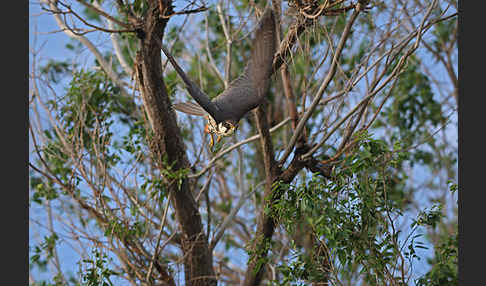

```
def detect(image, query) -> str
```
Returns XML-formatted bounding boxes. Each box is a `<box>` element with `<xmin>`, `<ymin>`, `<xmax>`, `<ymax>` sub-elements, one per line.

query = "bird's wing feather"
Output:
<box><xmin>213</xmin><ymin>8</ymin><xmax>276</xmax><ymax>122</ymax></box>
<box><xmin>173</xmin><ymin>102</ymin><xmax>208</xmax><ymax>116</ymax></box>
<box><xmin>247</xmin><ymin>8</ymin><xmax>277</xmax><ymax>98</ymax></box>
<box><xmin>162</xmin><ymin>45</ymin><xmax>220</xmax><ymax>119</ymax></box>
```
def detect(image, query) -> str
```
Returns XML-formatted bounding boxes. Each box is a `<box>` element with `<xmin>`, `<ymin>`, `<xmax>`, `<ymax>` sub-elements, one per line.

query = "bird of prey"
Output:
<box><xmin>162</xmin><ymin>7</ymin><xmax>276</xmax><ymax>147</ymax></box>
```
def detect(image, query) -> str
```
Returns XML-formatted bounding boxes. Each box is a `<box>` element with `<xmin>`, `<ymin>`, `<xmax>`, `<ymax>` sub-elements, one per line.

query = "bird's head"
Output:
<box><xmin>204</xmin><ymin>116</ymin><xmax>237</xmax><ymax>147</ymax></box>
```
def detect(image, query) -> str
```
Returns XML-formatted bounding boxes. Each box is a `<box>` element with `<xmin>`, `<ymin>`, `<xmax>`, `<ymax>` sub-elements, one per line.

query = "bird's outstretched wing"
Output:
<box><xmin>161</xmin><ymin>45</ymin><xmax>221</xmax><ymax>120</ymax></box>
<box><xmin>163</xmin><ymin>7</ymin><xmax>276</xmax><ymax>124</ymax></box>
<box><xmin>212</xmin><ymin>7</ymin><xmax>277</xmax><ymax>122</ymax></box>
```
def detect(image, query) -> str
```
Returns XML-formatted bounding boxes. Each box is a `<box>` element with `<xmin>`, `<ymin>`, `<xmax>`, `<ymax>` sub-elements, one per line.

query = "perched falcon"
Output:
<box><xmin>162</xmin><ymin>7</ymin><xmax>276</xmax><ymax>146</ymax></box>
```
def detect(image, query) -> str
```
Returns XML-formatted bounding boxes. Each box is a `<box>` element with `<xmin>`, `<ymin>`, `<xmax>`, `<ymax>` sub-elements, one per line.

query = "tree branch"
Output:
<box><xmin>75</xmin><ymin>0</ymin><xmax>132</xmax><ymax>29</ymax></box>
<box><xmin>134</xmin><ymin>1</ymin><xmax>216</xmax><ymax>284</ymax></box>
<box><xmin>41</xmin><ymin>0</ymin><xmax>131</xmax><ymax>98</ymax></box>
<box><xmin>190</xmin><ymin>117</ymin><xmax>291</xmax><ymax>179</ymax></box>
<box><xmin>278</xmin><ymin>7</ymin><xmax>361</xmax><ymax>165</ymax></box>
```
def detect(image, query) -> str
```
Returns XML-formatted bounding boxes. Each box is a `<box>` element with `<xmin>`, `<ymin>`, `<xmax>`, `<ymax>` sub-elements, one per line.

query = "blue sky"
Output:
<box><xmin>29</xmin><ymin>1</ymin><xmax>457</xmax><ymax>284</ymax></box>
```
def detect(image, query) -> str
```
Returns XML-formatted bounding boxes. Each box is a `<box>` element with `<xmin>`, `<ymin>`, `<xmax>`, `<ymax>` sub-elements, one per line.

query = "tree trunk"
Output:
<box><xmin>135</xmin><ymin>1</ymin><xmax>215</xmax><ymax>285</ymax></box>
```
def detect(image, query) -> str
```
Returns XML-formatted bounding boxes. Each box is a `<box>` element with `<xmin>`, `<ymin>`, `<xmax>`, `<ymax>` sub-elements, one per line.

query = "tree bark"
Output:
<box><xmin>135</xmin><ymin>1</ymin><xmax>215</xmax><ymax>285</ymax></box>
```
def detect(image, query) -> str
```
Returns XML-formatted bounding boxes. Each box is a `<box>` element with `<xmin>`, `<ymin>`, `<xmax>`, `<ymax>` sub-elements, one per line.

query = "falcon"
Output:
<box><xmin>162</xmin><ymin>7</ymin><xmax>276</xmax><ymax>147</ymax></box>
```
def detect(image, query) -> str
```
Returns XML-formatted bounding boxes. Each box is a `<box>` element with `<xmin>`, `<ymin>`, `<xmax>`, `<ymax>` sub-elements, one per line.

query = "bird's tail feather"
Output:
<box><xmin>173</xmin><ymin>101</ymin><xmax>207</xmax><ymax>117</ymax></box>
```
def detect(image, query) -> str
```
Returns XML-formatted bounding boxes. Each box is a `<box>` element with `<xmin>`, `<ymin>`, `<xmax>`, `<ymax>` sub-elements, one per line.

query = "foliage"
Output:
<box><xmin>416</xmin><ymin>231</ymin><xmax>458</xmax><ymax>286</ymax></box>
<box><xmin>29</xmin><ymin>1</ymin><xmax>457</xmax><ymax>285</ymax></box>
<box><xmin>270</xmin><ymin>132</ymin><xmax>413</xmax><ymax>284</ymax></box>
<box><xmin>30</xmin><ymin>233</ymin><xmax>60</xmax><ymax>273</ymax></box>
<box><xmin>80</xmin><ymin>250</ymin><xmax>119</xmax><ymax>286</ymax></box>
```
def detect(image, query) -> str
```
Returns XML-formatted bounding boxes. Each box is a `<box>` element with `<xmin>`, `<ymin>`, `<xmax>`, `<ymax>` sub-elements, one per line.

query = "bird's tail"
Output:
<box><xmin>172</xmin><ymin>101</ymin><xmax>207</xmax><ymax>116</ymax></box>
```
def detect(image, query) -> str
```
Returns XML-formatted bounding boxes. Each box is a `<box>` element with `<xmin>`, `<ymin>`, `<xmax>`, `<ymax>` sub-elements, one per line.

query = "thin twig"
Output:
<box><xmin>217</xmin><ymin>3</ymin><xmax>232</xmax><ymax>87</ymax></box>
<box><xmin>75</xmin><ymin>0</ymin><xmax>132</xmax><ymax>29</ymax></box>
<box><xmin>189</xmin><ymin>117</ymin><xmax>291</xmax><ymax>179</ymax></box>
<box><xmin>145</xmin><ymin>192</ymin><xmax>174</xmax><ymax>284</ymax></box>
<box><xmin>41</xmin><ymin>0</ymin><xmax>131</xmax><ymax>98</ymax></box>
<box><xmin>210</xmin><ymin>181</ymin><xmax>265</xmax><ymax>251</ymax></box>
<box><xmin>278</xmin><ymin>8</ymin><xmax>361</xmax><ymax>165</ymax></box>
<box><xmin>204</xmin><ymin>12</ymin><xmax>225</xmax><ymax>84</ymax></box>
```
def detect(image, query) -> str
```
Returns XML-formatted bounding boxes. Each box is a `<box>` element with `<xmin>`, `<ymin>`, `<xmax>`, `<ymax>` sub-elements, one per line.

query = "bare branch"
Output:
<box><xmin>41</xmin><ymin>0</ymin><xmax>131</xmax><ymax>97</ymax></box>
<box><xmin>146</xmin><ymin>193</ymin><xmax>175</xmax><ymax>286</ymax></box>
<box><xmin>217</xmin><ymin>3</ymin><xmax>232</xmax><ymax>87</ymax></box>
<box><xmin>210</xmin><ymin>181</ymin><xmax>264</xmax><ymax>251</ymax></box>
<box><xmin>189</xmin><ymin>117</ymin><xmax>291</xmax><ymax>179</ymax></box>
<box><xmin>75</xmin><ymin>0</ymin><xmax>132</xmax><ymax>29</ymax></box>
<box><xmin>278</xmin><ymin>7</ymin><xmax>361</xmax><ymax>165</ymax></box>
<box><xmin>204</xmin><ymin>12</ymin><xmax>225</xmax><ymax>84</ymax></box>
<box><xmin>93</xmin><ymin>0</ymin><xmax>135</xmax><ymax>77</ymax></box>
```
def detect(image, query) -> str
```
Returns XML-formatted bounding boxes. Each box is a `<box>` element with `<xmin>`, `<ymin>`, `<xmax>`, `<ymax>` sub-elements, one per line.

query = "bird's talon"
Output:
<box><xmin>209</xmin><ymin>133</ymin><xmax>214</xmax><ymax>148</ymax></box>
